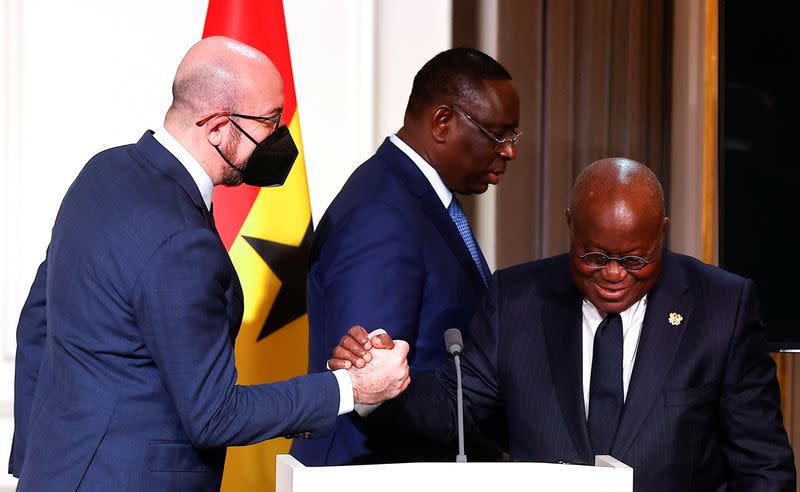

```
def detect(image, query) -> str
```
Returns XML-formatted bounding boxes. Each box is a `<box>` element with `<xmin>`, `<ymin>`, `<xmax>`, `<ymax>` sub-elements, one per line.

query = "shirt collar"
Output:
<box><xmin>583</xmin><ymin>295</ymin><xmax>649</xmax><ymax>327</ymax></box>
<box><xmin>152</xmin><ymin>127</ymin><xmax>214</xmax><ymax>211</ymax></box>
<box><xmin>388</xmin><ymin>134</ymin><xmax>452</xmax><ymax>209</ymax></box>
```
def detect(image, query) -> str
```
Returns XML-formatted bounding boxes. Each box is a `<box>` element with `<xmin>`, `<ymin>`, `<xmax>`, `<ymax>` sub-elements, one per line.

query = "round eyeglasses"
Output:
<box><xmin>449</xmin><ymin>104</ymin><xmax>522</xmax><ymax>153</ymax></box>
<box><xmin>577</xmin><ymin>251</ymin><xmax>654</xmax><ymax>271</ymax></box>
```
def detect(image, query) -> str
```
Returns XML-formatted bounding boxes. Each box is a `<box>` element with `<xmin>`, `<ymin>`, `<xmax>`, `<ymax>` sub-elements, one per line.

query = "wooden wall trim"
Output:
<box><xmin>702</xmin><ymin>0</ymin><xmax>718</xmax><ymax>265</ymax></box>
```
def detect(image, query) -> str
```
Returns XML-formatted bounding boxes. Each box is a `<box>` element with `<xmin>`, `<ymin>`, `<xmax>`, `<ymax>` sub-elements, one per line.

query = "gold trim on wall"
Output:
<box><xmin>701</xmin><ymin>0</ymin><xmax>718</xmax><ymax>265</ymax></box>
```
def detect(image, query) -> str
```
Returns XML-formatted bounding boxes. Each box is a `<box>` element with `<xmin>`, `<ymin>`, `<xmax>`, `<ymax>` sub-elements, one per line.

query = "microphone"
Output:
<box><xmin>444</xmin><ymin>328</ymin><xmax>463</xmax><ymax>355</ymax></box>
<box><xmin>444</xmin><ymin>328</ymin><xmax>467</xmax><ymax>463</ymax></box>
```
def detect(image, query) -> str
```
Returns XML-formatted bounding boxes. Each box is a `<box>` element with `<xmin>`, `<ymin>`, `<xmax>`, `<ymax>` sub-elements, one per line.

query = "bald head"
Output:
<box><xmin>162</xmin><ymin>36</ymin><xmax>285</xmax><ymax>186</ymax></box>
<box><xmin>166</xmin><ymin>36</ymin><xmax>282</xmax><ymax>129</ymax></box>
<box><xmin>570</xmin><ymin>157</ymin><xmax>665</xmax><ymax>226</ymax></box>
<box><xmin>567</xmin><ymin>158</ymin><xmax>669</xmax><ymax>313</ymax></box>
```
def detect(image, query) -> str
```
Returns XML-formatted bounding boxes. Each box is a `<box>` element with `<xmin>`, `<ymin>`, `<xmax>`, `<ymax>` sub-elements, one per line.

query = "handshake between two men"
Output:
<box><xmin>325</xmin><ymin>325</ymin><xmax>497</xmax><ymax>463</ymax></box>
<box><xmin>343</xmin><ymin>327</ymin><xmax>411</xmax><ymax>404</ymax></box>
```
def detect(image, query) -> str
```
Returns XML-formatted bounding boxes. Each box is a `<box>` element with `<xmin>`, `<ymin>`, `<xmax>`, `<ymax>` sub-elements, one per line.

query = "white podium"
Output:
<box><xmin>276</xmin><ymin>454</ymin><xmax>632</xmax><ymax>492</ymax></box>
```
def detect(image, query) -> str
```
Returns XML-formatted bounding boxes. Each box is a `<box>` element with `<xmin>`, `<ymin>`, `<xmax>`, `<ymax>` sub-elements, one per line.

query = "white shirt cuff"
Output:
<box><xmin>333</xmin><ymin>369</ymin><xmax>355</xmax><ymax>415</ymax></box>
<box><xmin>354</xmin><ymin>402</ymin><xmax>381</xmax><ymax>417</ymax></box>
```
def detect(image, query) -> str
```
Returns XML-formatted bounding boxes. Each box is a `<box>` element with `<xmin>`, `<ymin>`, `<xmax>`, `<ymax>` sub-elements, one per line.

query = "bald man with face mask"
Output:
<box><xmin>9</xmin><ymin>36</ymin><xmax>410</xmax><ymax>491</ymax></box>
<box><xmin>334</xmin><ymin>158</ymin><xmax>795</xmax><ymax>491</ymax></box>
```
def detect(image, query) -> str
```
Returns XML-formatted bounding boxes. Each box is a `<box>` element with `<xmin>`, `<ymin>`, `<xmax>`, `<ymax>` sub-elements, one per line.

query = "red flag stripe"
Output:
<box><xmin>212</xmin><ymin>185</ymin><xmax>260</xmax><ymax>251</ymax></box>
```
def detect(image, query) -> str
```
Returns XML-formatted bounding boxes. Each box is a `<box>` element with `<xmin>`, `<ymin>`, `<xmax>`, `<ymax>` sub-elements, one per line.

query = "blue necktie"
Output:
<box><xmin>448</xmin><ymin>198</ymin><xmax>490</xmax><ymax>286</ymax></box>
<box><xmin>587</xmin><ymin>312</ymin><xmax>624</xmax><ymax>455</ymax></box>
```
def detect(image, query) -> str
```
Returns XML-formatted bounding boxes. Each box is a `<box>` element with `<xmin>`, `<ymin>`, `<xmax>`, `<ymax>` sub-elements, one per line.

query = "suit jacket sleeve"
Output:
<box><xmin>9</xmin><ymin>256</ymin><xmax>49</xmax><ymax>476</ymax></box>
<box><xmin>132</xmin><ymin>228</ymin><xmax>339</xmax><ymax>448</ymax></box>
<box><xmin>719</xmin><ymin>279</ymin><xmax>795</xmax><ymax>488</ymax></box>
<box><xmin>313</xmin><ymin>203</ymin><xmax>424</xmax><ymax>361</ymax></box>
<box><xmin>358</xmin><ymin>275</ymin><xmax>505</xmax><ymax>456</ymax></box>
<box><xmin>443</xmin><ymin>273</ymin><xmax>507</xmax><ymax>458</ymax></box>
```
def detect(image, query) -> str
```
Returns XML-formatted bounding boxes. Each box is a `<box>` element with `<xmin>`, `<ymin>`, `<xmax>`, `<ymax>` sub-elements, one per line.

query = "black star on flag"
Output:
<box><xmin>242</xmin><ymin>221</ymin><xmax>312</xmax><ymax>341</ymax></box>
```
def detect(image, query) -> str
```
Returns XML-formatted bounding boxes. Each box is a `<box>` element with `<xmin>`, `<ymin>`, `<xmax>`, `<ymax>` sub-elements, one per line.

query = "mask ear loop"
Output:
<box><xmin>226</xmin><ymin>118</ymin><xmax>259</xmax><ymax>145</ymax></box>
<box><xmin>213</xmin><ymin>120</ymin><xmax>250</xmax><ymax>176</ymax></box>
<box><xmin>213</xmin><ymin>116</ymin><xmax>264</xmax><ymax>176</ymax></box>
<box><xmin>214</xmin><ymin>146</ymin><xmax>245</xmax><ymax>176</ymax></box>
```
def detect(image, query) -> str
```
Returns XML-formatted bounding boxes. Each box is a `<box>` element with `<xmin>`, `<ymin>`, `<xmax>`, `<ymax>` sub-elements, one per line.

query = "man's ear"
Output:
<box><xmin>565</xmin><ymin>208</ymin><xmax>577</xmax><ymax>244</ymax></box>
<box><xmin>204</xmin><ymin>115</ymin><xmax>230</xmax><ymax>147</ymax></box>
<box><xmin>431</xmin><ymin>105</ymin><xmax>453</xmax><ymax>143</ymax></box>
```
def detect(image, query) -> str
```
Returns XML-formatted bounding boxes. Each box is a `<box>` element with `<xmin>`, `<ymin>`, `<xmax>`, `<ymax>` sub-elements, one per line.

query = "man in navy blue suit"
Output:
<box><xmin>335</xmin><ymin>158</ymin><xmax>796</xmax><ymax>490</ymax></box>
<box><xmin>9</xmin><ymin>36</ymin><xmax>410</xmax><ymax>491</ymax></box>
<box><xmin>291</xmin><ymin>48</ymin><xmax>520</xmax><ymax>465</ymax></box>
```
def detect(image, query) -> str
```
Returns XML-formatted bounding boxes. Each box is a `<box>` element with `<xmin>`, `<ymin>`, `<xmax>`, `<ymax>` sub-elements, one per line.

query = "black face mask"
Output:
<box><xmin>216</xmin><ymin>120</ymin><xmax>299</xmax><ymax>187</ymax></box>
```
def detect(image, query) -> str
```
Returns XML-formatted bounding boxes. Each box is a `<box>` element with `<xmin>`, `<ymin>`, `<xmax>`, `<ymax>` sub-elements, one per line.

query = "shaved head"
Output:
<box><xmin>170</xmin><ymin>57</ymin><xmax>238</xmax><ymax>117</ymax></box>
<box><xmin>163</xmin><ymin>36</ymin><xmax>284</xmax><ymax>186</ymax></box>
<box><xmin>570</xmin><ymin>157</ymin><xmax>665</xmax><ymax>223</ymax></box>
<box><xmin>166</xmin><ymin>36</ymin><xmax>282</xmax><ymax>129</ymax></box>
<box><xmin>566</xmin><ymin>157</ymin><xmax>669</xmax><ymax>313</ymax></box>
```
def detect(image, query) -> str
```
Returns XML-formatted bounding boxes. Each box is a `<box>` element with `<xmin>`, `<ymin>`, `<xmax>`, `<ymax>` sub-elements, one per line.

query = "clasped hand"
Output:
<box><xmin>333</xmin><ymin>326</ymin><xmax>408</xmax><ymax>405</ymax></box>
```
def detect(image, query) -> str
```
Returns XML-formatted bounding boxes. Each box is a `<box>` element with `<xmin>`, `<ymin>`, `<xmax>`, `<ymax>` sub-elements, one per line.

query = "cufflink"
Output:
<box><xmin>283</xmin><ymin>432</ymin><xmax>312</xmax><ymax>439</ymax></box>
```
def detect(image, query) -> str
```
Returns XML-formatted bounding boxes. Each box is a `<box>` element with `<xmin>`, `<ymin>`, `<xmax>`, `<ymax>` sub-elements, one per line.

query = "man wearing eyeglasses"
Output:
<box><xmin>332</xmin><ymin>157</ymin><xmax>795</xmax><ymax>490</ymax></box>
<box><xmin>291</xmin><ymin>47</ymin><xmax>520</xmax><ymax>466</ymax></box>
<box><xmin>9</xmin><ymin>36</ymin><xmax>411</xmax><ymax>491</ymax></box>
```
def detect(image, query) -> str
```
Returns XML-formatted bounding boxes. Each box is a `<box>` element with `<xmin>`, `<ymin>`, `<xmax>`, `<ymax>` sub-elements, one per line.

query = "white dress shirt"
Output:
<box><xmin>389</xmin><ymin>134</ymin><xmax>452</xmax><ymax>209</ymax></box>
<box><xmin>581</xmin><ymin>296</ymin><xmax>647</xmax><ymax>419</ymax></box>
<box><xmin>153</xmin><ymin>127</ymin><xmax>214</xmax><ymax>211</ymax></box>
<box><xmin>152</xmin><ymin>127</ymin><xmax>354</xmax><ymax>415</ymax></box>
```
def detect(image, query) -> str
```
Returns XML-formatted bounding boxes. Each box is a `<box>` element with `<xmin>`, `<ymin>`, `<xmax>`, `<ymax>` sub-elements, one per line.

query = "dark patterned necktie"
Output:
<box><xmin>587</xmin><ymin>312</ymin><xmax>624</xmax><ymax>455</ymax></box>
<box><xmin>208</xmin><ymin>203</ymin><xmax>218</xmax><ymax>235</ymax></box>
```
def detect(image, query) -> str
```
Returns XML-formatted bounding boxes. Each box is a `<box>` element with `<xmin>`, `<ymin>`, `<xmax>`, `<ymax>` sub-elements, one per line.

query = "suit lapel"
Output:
<box><xmin>134</xmin><ymin>131</ymin><xmax>216</xmax><ymax>232</ymax></box>
<box><xmin>136</xmin><ymin>131</ymin><xmax>242</xmax><ymax>337</ymax></box>
<box><xmin>542</xmin><ymin>265</ymin><xmax>593</xmax><ymax>462</ymax></box>
<box><xmin>611</xmin><ymin>250</ymin><xmax>691</xmax><ymax>458</ymax></box>
<box><xmin>420</xmin><ymin>193</ymin><xmax>487</xmax><ymax>289</ymax></box>
<box><xmin>377</xmin><ymin>140</ymin><xmax>487</xmax><ymax>291</ymax></box>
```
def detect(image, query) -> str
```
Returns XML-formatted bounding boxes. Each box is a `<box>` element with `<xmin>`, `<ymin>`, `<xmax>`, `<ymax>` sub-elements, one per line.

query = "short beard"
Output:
<box><xmin>220</xmin><ymin>163</ymin><xmax>244</xmax><ymax>187</ymax></box>
<box><xmin>219</xmin><ymin>128</ymin><xmax>245</xmax><ymax>187</ymax></box>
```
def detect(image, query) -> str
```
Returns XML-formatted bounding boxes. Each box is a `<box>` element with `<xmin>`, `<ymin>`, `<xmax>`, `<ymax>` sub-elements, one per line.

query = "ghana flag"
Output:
<box><xmin>202</xmin><ymin>1</ymin><xmax>312</xmax><ymax>489</ymax></box>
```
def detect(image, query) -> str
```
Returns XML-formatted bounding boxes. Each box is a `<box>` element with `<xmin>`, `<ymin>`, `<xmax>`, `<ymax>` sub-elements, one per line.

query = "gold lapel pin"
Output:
<box><xmin>668</xmin><ymin>312</ymin><xmax>683</xmax><ymax>326</ymax></box>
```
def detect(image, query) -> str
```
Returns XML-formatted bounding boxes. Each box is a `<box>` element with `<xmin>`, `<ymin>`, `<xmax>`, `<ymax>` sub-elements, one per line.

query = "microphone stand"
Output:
<box><xmin>445</xmin><ymin>327</ymin><xmax>467</xmax><ymax>463</ymax></box>
<box><xmin>454</xmin><ymin>351</ymin><xmax>467</xmax><ymax>462</ymax></box>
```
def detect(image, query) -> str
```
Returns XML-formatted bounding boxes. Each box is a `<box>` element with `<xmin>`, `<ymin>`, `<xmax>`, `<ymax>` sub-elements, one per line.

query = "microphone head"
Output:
<box><xmin>444</xmin><ymin>328</ymin><xmax>463</xmax><ymax>355</ymax></box>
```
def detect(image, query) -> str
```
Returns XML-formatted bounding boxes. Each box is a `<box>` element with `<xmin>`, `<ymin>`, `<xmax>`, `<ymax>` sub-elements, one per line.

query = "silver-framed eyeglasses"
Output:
<box><xmin>577</xmin><ymin>251</ymin><xmax>655</xmax><ymax>271</ymax></box>
<box><xmin>449</xmin><ymin>104</ymin><xmax>522</xmax><ymax>153</ymax></box>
